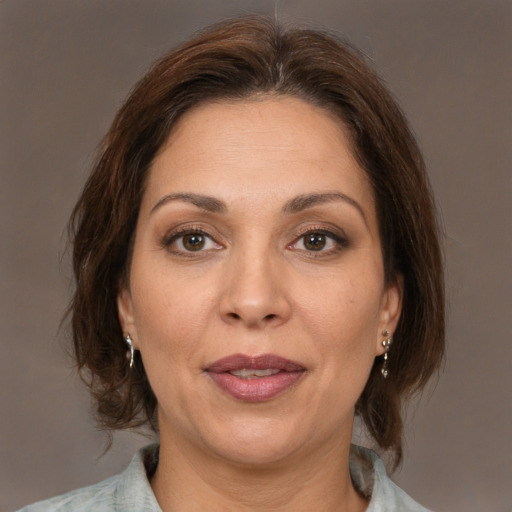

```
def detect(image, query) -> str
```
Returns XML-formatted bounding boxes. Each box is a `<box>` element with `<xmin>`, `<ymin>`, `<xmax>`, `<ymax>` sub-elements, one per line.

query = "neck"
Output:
<box><xmin>151</xmin><ymin>427</ymin><xmax>368</xmax><ymax>512</ymax></box>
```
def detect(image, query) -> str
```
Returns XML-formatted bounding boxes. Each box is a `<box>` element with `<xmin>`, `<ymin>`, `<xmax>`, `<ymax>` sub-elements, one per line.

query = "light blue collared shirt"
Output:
<box><xmin>18</xmin><ymin>444</ymin><xmax>432</xmax><ymax>511</ymax></box>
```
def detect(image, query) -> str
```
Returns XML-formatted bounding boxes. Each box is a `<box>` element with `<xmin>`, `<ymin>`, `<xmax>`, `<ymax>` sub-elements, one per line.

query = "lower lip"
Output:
<box><xmin>208</xmin><ymin>371</ymin><xmax>304</xmax><ymax>402</ymax></box>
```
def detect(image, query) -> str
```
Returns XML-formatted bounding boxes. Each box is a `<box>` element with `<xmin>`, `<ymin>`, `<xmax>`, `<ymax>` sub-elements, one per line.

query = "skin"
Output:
<box><xmin>118</xmin><ymin>96</ymin><xmax>402</xmax><ymax>511</ymax></box>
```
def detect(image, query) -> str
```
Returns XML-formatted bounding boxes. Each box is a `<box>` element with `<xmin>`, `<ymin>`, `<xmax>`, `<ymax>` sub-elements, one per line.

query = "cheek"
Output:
<box><xmin>296</xmin><ymin>272</ymin><xmax>383</xmax><ymax>361</ymax></box>
<box><xmin>129</xmin><ymin>263</ymin><xmax>217</xmax><ymax>362</ymax></box>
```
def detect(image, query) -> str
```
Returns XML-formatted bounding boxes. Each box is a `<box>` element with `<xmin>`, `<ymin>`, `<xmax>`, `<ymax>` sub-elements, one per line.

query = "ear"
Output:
<box><xmin>375</xmin><ymin>275</ymin><xmax>403</xmax><ymax>356</ymax></box>
<box><xmin>117</xmin><ymin>286</ymin><xmax>139</xmax><ymax>349</ymax></box>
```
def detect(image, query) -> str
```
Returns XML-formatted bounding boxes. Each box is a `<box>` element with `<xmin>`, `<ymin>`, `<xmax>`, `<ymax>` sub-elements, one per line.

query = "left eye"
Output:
<box><xmin>291</xmin><ymin>232</ymin><xmax>339</xmax><ymax>252</ymax></box>
<box><xmin>169</xmin><ymin>232</ymin><xmax>220</xmax><ymax>252</ymax></box>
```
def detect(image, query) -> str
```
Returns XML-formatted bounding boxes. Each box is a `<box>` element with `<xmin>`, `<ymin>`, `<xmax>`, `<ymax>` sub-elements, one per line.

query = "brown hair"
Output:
<box><xmin>69</xmin><ymin>16</ymin><xmax>444</xmax><ymax>466</ymax></box>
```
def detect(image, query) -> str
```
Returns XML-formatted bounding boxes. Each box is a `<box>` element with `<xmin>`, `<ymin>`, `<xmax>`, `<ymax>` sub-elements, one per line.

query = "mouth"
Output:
<box><xmin>205</xmin><ymin>354</ymin><xmax>306</xmax><ymax>402</ymax></box>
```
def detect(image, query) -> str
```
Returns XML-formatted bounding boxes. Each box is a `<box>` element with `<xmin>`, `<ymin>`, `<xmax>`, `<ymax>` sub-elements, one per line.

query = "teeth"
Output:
<box><xmin>229</xmin><ymin>368</ymin><xmax>281</xmax><ymax>379</ymax></box>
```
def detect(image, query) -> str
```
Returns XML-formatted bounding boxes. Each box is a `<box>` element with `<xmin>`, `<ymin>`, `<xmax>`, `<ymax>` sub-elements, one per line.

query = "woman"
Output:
<box><xmin>21</xmin><ymin>16</ymin><xmax>444</xmax><ymax>512</ymax></box>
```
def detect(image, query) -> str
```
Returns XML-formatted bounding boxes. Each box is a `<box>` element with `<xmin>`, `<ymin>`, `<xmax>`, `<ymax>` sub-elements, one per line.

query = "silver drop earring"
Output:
<box><xmin>125</xmin><ymin>334</ymin><xmax>134</xmax><ymax>369</ymax></box>
<box><xmin>381</xmin><ymin>330</ymin><xmax>393</xmax><ymax>378</ymax></box>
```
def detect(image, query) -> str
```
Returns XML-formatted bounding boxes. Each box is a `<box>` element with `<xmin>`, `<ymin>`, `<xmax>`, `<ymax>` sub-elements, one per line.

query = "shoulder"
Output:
<box><xmin>17</xmin><ymin>474</ymin><xmax>120</xmax><ymax>512</ymax></box>
<box><xmin>350</xmin><ymin>445</ymin><xmax>433</xmax><ymax>512</ymax></box>
<box><xmin>17</xmin><ymin>444</ymin><xmax>162</xmax><ymax>512</ymax></box>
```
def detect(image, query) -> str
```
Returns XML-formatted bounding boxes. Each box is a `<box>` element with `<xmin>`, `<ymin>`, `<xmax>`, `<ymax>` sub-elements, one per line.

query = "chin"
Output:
<box><xmin>200</xmin><ymin>416</ymin><xmax>308</xmax><ymax>468</ymax></box>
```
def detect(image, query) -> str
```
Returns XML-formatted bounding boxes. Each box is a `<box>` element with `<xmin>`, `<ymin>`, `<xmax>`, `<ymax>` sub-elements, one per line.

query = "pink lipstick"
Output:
<box><xmin>206</xmin><ymin>354</ymin><xmax>305</xmax><ymax>402</ymax></box>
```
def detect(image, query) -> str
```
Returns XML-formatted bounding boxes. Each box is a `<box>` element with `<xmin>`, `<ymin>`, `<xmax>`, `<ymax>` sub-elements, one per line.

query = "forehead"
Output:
<box><xmin>143</xmin><ymin>96</ymin><xmax>375</xmax><ymax>218</ymax></box>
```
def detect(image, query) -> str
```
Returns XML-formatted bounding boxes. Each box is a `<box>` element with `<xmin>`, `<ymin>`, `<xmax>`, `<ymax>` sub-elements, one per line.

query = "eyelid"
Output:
<box><xmin>160</xmin><ymin>222</ymin><xmax>348</xmax><ymax>256</ymax></box>
<box><xmin>162</xmin><ymin>225</ymin><xmax>223</xmax><ymax>254</ymax></box>
<box><xmin>294</xmin><ymin>224</ymin><xmax>348</xmax><ymax>242</ymax></box>
<box><xmin>288</xmin><ymin>225</ymin><xmax>349</xmax><ymax>253</ymax></box>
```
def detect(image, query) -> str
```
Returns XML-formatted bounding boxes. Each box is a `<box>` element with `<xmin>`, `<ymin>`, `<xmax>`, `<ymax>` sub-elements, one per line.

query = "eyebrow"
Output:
<box><xmin>282</xmin><ymin>192</ymin><xmax>367</xmax><ymax>224</ymax></box>
<box><xmin>150</xmin><ymin>193</ymin><xmax>227</xmax><ymax>215</ymax></box>
<box><xmin>150</xmin><ymin>191</ymin><xmax>367</xmax><ymax>224</ymax></box>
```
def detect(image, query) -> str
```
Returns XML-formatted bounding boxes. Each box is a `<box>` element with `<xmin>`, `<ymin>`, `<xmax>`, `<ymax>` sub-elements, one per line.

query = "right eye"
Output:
<box><xmin>165</xmin><ymin>230</ymin><xmax>222</xmax><ymax>254</ymax></box>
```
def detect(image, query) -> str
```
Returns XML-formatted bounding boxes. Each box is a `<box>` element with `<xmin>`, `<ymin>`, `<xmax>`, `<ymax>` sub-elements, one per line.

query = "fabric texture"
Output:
<box><xmin>18</xmin><ymin>444</ymin><xmax>432</xmax><ymax>511</ymax></box>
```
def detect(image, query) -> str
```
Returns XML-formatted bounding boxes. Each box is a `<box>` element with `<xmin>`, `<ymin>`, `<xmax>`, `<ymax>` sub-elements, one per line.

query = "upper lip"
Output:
<box><xmin>206</xmin><ymin>353</ymin><xmax>305</xmax><ymax>373</ymax></box>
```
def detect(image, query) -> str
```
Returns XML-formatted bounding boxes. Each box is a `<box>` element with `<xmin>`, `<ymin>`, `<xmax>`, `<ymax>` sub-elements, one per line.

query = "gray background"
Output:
<box><xmin>1</xmin><ymin>1</ymin><xmax>511</xmax><ymax>511</ymax></box>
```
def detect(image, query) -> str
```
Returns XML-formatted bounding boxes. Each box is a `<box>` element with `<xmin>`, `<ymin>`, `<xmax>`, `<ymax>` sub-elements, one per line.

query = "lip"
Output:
<box><xmin>206</xmin><ymin>353</ymin><xmax>306</xmax><ymax>403</ymax></box>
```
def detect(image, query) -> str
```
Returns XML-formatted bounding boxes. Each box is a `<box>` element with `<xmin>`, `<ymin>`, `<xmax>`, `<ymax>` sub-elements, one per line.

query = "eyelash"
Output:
<box><xmin>289</xmin><ymin>227</ymin><xmax>349</xmax><ymax>256</ymax></box>
<box><xmin>162</xmin><ymin>226</ymin><xmax>349</xmax><ymax>256</ymax></box>
<box><xmin>162</xmin><ymin>226</ymin><xmax>221</xmax><ymax>256</ymax></box>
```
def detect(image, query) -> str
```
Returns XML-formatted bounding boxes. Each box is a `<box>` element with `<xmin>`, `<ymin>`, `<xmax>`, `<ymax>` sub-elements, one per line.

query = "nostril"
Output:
<box><xmin>229</xmin><ymin>312</ymin><xmax>241</xmax><ymax>320</ymax></box>
<box><xmin>265</xmin><ymin>314</ymin><xmax>276</xmax><ymax>321</ymax></box>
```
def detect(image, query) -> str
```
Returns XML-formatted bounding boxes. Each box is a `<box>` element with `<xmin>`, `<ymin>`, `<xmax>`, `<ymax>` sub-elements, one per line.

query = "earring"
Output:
<box><xmin>380</xmin><ymin>330</ymin><xmax>393</xmax><ymax>378</ymax></box>
<box><xmin>125</xmin><ymin>334</ymin><xmax>134</xmax><ymax>369</ymax></box>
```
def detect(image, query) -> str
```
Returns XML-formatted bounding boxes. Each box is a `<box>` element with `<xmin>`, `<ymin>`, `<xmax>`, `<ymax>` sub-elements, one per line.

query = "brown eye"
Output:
<box><xmin>182</xmin><ymin>233</ymin><xmax>206</xmax><ymax>251</ymax></box>
<box><xmin>303</xmin><ymin>233</ymin><xmax>327</xmax><ymax>251</ymax></box>
<box><xmin>166</xmin><ymin>230</ymin><xmax>222</xmax><ymax>254</ymax></box>
<box><xmin>289</xmin><ymin>229</ymin><xmax>346</xmax><ymax>254</ymax></box>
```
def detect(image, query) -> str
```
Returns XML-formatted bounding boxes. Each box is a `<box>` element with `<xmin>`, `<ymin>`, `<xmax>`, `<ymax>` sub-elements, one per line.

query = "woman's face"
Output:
<box><xmin>118</xmin><ymin>96</ymin><xmax>402</xmax><ymax>466</ymax></box>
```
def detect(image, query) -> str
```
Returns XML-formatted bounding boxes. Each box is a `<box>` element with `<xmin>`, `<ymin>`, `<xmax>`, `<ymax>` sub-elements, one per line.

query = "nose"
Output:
<box><xmin>219</xmin><ymin>248</ymin><xmax>292</xmax><ymax>329</ymax></box>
